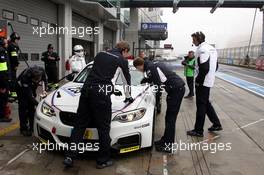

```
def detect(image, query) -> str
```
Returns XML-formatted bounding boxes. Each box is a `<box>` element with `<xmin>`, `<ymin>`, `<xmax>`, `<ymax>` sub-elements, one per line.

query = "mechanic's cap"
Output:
<box><xmin>116</xmin><ymin>41</ymin><xmax>130</xmax><ymax>52</ymax></box>
<box><xmin>10</xmin><ymin>32</ymin><xmax>20</xmax><ymax>41</ymax></box>
<box><xmin>191</xmin><ymin>31</ymin><xmax>205</xmax><ymax>44</ymax></box>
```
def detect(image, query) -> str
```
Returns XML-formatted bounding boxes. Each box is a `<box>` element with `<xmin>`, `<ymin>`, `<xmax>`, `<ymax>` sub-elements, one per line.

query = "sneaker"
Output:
<box><xmin>63</xmin><ymin>157</ymin><xmax>73</xmax><ymax>167</ymax></box>
<box><xmin>96</xmin><ymin>160</ymin><xmax>113</xmax><ymax>169</ymax></box>
<box><xmin>184</xmin><ymin>95</ymin><xmax>194</xmax><ymax>99</ymax></box>
<box><xmin>0</xmin><ymin>118</ymin><xmax>12</xmax><ymax>122</ymax></box>
<box><xmin>186</xmin><ymin>130</ymin><xmax>204</xmax><ymax>137</ymax></box>
<box><xmin>208</xmin><ymin>125</ymin><xmax>223</xmax><ymax>132</ymax></box>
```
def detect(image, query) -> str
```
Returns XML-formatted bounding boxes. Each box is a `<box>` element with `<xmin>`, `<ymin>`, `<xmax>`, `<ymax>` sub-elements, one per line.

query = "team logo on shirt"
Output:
<box><xmin>146</xmin><ymin>70</ymin><xmax>152</xmax><ymax>77</ymax></box>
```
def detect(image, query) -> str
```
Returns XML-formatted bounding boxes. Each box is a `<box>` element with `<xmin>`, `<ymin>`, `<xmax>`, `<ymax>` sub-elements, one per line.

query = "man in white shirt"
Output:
<box><xmin>69</xmin><ymin>45</ymin><xmax>86</xmax><ymax>73</ymax></box>
<box><xmin>187</xmin><ymin>32</ymin><xmax>222</xmax><ymax>137</ymax></box>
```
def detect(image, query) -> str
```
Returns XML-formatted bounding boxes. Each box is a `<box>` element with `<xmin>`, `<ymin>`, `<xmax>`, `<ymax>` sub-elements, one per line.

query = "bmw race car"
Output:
<box><xmin>34</xmin><ymin>61</ymin><xmax>158</xmax><ymax>153</ymax></box>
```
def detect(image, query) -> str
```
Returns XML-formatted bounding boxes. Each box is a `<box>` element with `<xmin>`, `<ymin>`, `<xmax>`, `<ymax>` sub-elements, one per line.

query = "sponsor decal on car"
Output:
<box><xmin>61</xmin><ymin>86</ymin><xmax>82</xmax><ymax>97</ymax></box>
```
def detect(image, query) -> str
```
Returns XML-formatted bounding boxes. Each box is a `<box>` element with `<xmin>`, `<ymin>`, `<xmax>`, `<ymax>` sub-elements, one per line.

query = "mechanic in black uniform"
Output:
<box><xmin>0</xmin><ymin>37</ymin><xmax>12</xmax><ymax>122</ymax></box>
<box><xmin>133</xmin><ymin>58</ymin><xmax>185</xmax><ymax>153</ymax></box>
<box><xmin>41</xmin><ymin>44</ymin><xmax>60</xmax><ymax>87</ymax></box>
<box><xmin>7</xmin><ymin>32</ymin><xmax>20</xmax><ymax>99</ymax></box>
<box><xmin>64</xmin><ymin>41</ymin><xmax>133</xmax><ymax>169</ymax></box>
<box><xmin>16</xmin><ymin>66</ymin><xmax>47</xmax><ymax>136</ymax></box>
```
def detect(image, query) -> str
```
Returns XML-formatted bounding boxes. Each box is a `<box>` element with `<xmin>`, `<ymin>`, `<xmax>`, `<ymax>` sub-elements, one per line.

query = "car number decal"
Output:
<box><xmin>61</xmin><ymin>86</ymin><xmax>82</xmax><ymax>97</ymax></box>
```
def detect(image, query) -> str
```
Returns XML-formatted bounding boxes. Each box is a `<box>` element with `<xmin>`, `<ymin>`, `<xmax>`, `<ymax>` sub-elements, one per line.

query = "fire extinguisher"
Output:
<box><xmin>65</xmin><ymin>59</ymin><xmax>70</xmax><ymax>71</ymax></box>
<box><xmin>4</xmin><ymin>103</ymin><xmax>11</xmax><ymax>119</ymax></box>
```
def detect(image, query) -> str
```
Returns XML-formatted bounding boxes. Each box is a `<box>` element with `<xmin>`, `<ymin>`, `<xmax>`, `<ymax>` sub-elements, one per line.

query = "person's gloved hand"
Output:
<box><xmin>124</xmin><ymin>97</ymin><xmax>134</xmax><ymax>104</ymax></box>
<box><xmin>113</xmin><ymin>89</ymin><xmax>122</xmax><ymax>96</ymax></box>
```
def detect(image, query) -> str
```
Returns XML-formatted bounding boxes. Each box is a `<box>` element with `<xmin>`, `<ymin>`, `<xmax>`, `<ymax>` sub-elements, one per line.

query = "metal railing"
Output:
<box><xmin>217</xmin><ymin>44</ymin><xmax>263</xmax><ymax>67</ymax></box>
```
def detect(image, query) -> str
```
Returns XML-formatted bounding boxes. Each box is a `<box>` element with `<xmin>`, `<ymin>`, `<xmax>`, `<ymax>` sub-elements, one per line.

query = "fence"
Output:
<box><xmin>217</xmin><ymin>44</ymin><xmax>263</xmax><ymax>69</ymax></box>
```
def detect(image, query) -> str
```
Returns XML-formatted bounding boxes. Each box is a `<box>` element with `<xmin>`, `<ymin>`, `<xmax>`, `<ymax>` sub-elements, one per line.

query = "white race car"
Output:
<box><xmin>34</xmin><ymin>61</ymin><xmax>157</xmax><ymax>153</ymax></box>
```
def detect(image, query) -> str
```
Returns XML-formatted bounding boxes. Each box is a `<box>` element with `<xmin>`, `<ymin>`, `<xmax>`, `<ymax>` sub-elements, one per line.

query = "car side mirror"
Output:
<box><xmin>66</xmin><ymin>73</ymin><xmax>75</xmax><ymax>81</ymax></box>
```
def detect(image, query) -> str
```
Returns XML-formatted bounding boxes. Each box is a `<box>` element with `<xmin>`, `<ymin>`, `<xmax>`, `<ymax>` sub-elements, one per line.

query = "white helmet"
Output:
<box><xmin>73</xmin><ymin>45</ymin><xmax>84</xmax><ymax>57</ymax></box>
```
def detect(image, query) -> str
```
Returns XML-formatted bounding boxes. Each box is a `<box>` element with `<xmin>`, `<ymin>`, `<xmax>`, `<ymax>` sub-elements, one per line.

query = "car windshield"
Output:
<box><xmin>74</xmin><ymin>64</ymin><xmax>144</xmax><ymax>86</ymax></box>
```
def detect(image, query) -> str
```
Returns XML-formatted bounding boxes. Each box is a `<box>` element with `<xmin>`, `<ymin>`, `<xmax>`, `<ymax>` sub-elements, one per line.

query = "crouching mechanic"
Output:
<box><xmin>69</xmin><ymin>45</ymin><xmax>86</xmax><ymax>73</ymax></box>
<box><xmin>133</xmin><ymin>58</ymin><xmax>185</xmax><ymax>153</ymax></box>
<box><xmin>63</xmin><ymin>41</ymin><xmax>133</xmax><ymax>169</ymax></box>
<box><xmin>16</xmin><ymin>66</ymin><xmax>47</xmax><ymax>136</ymax></box>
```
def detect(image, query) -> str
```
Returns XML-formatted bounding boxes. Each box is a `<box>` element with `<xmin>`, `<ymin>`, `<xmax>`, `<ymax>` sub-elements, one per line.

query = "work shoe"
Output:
<box><xmin>187</xmin><ymin>130</ymin><xmax>204</xmax><ymax>137</ymax></box>
<box><xmin>155</xmin><ymin>144</ymin><xmax>173</xmax><ymax>153</ymax></box>
<box><xmin>0</xmin><ymin>118</ymin><xmax>12</xmax><ymax>122</ymax></box>
<box><xmin>184</xmin><ymin>95</ymin><xmax>194</xmax><ymax>99</ymax></box>
<box><xmin>208</xmin><ymin>125</ymin><xmax>223</xmax><ymax>132</ymax></box>
<box><xmin>63</xmin><ymin>157</ymin><xmax>73</xmax><ymax>167</ymax></box>
<box><xmin>96</xmin><ymin>160</ymin><xmax>113</xmax><ymax>169</ymax></box>
<box><xmin>20</xmin><ymin>130</ymin><xmax>32</xmax><ymax>137</ymax></box>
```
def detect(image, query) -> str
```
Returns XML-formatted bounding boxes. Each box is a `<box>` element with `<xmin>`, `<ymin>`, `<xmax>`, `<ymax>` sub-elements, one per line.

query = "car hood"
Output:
<box><xmin>45</xmin><ymin>82</ymin><xmax>149</xmax><ymax>113</ymax></box>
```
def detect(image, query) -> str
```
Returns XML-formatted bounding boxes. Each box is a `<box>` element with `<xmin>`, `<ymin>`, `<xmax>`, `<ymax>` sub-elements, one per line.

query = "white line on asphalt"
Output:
<box><xmin>163</xmin><ymin>155</ymin><xmax>168</xmax><ymax>175</ymax></box>
<box><xmin>232</xmin><ymin>118</ymin><xmax>264</xmax><ymax>132</ymax></box>
<box><xmin>0</xmin><ymin>148</ymin><xmax>30</xmax><ymax>170</ymax></box>
<box><xmin>216</xmin><ymin>73</ymin><xmax>264</xmax><ymax>98</ymax></box>
<box><xmin>221</xmin><ymin>69</ymin><xmax>264</xmax><ymax>82</ymax></box>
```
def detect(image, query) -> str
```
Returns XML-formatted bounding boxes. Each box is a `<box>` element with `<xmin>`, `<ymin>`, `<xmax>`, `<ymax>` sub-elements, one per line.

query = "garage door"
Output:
<box><xmin>72</xmin><ymin>13</ymin><xmax>96</xmax><ymax>62</ymax></box>
<box><xmin>0</xmin><ymin>0</ymin><xmax>58</xmax><ymax>74</ymax></box>
<box><xmin>104</xmin><ymin>27</ymin><xmax>114</xmax><ymax>49</ymax></box>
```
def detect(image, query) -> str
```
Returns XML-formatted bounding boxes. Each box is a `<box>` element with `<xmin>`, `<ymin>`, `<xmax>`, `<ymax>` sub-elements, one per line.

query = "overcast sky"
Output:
<box><xmin>160</xmin><ymin>8</ymin><xmax>263</xmax><ymax>55</ymax></box>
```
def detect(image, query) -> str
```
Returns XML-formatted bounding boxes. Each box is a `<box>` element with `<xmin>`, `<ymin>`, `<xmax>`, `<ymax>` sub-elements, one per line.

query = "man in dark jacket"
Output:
<box><xmin>133</xmin><ymin>58</ymin><xmax>185</xmax><ymax>153</ymax></box>
<box><xmin>16</xmin><ymin>66</ymin><xmax>47</xmax><ymax>136</ymax></box>
<box><xmin>41</xmin><ymin>44</ymin><xmax>60</xmax><ymax>86</ymax></box>
<box><xmin>7</xmin><ymin>32</ymin><xmax>20</xmax><ymax>98</ymax></box>
<box><xmin>0</xmin><ymin>37</ymin><xmax>12</xmax><ymax>122</ymax></box>
<box><xmin>64</xmin><ymin>41</ymin><xmax>133</xmax><ymax>169</ymax></box>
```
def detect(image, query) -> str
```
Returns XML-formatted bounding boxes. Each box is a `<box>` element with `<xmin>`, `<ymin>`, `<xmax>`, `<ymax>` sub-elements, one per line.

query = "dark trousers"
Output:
<box><xmin>16</xmin><ymin>86</ymin><xmax>36</xmax><ymax>131</ymax></box>
<box><xmin>0</xmin><ymin>92</ymin><xmax>8</xmax><ymax>118</ymax></box>
<box><xmin>194</xmin><ymin>85</ymin><xmax>222</xmax><ymax>133</ymax></box>
<box><xmin>0</xmin><ymin>73</ymin><xmax>9</xmax><ymax>118</ymax></box>
<box><xmin>9</xmin><ymin>69</ymin><xmax>17</xmax><ymax>93</ymax></box>
<box><xmin>46</xmin><ymin>67</ymin><xmax>58</xmax><ymax>83</ymax></box>
<box><xmin>186</xmin><ymin>77</ymin><xmax>194</xmax><ymax>96</ymax></box>
<box><xmin>162</xmin><ymin>86</ymin><xmax>185</xmax><ymax>143</ymax></box>
<box><xmin>66</xmin><ymin>88</ymin><xmax>112</xmax><ymax>164</ymax></box>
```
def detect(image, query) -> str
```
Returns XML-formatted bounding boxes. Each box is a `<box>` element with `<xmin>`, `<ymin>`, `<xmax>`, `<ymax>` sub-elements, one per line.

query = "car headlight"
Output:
<box><xmin>41</xmin><ymin>102</ymin><xmax>56</xmax><ymax>117</ymax></box>
<box><xmin>113</xmin><ymin>108</ymin><xmax>146</xmax><ymax>123</ymax></box>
